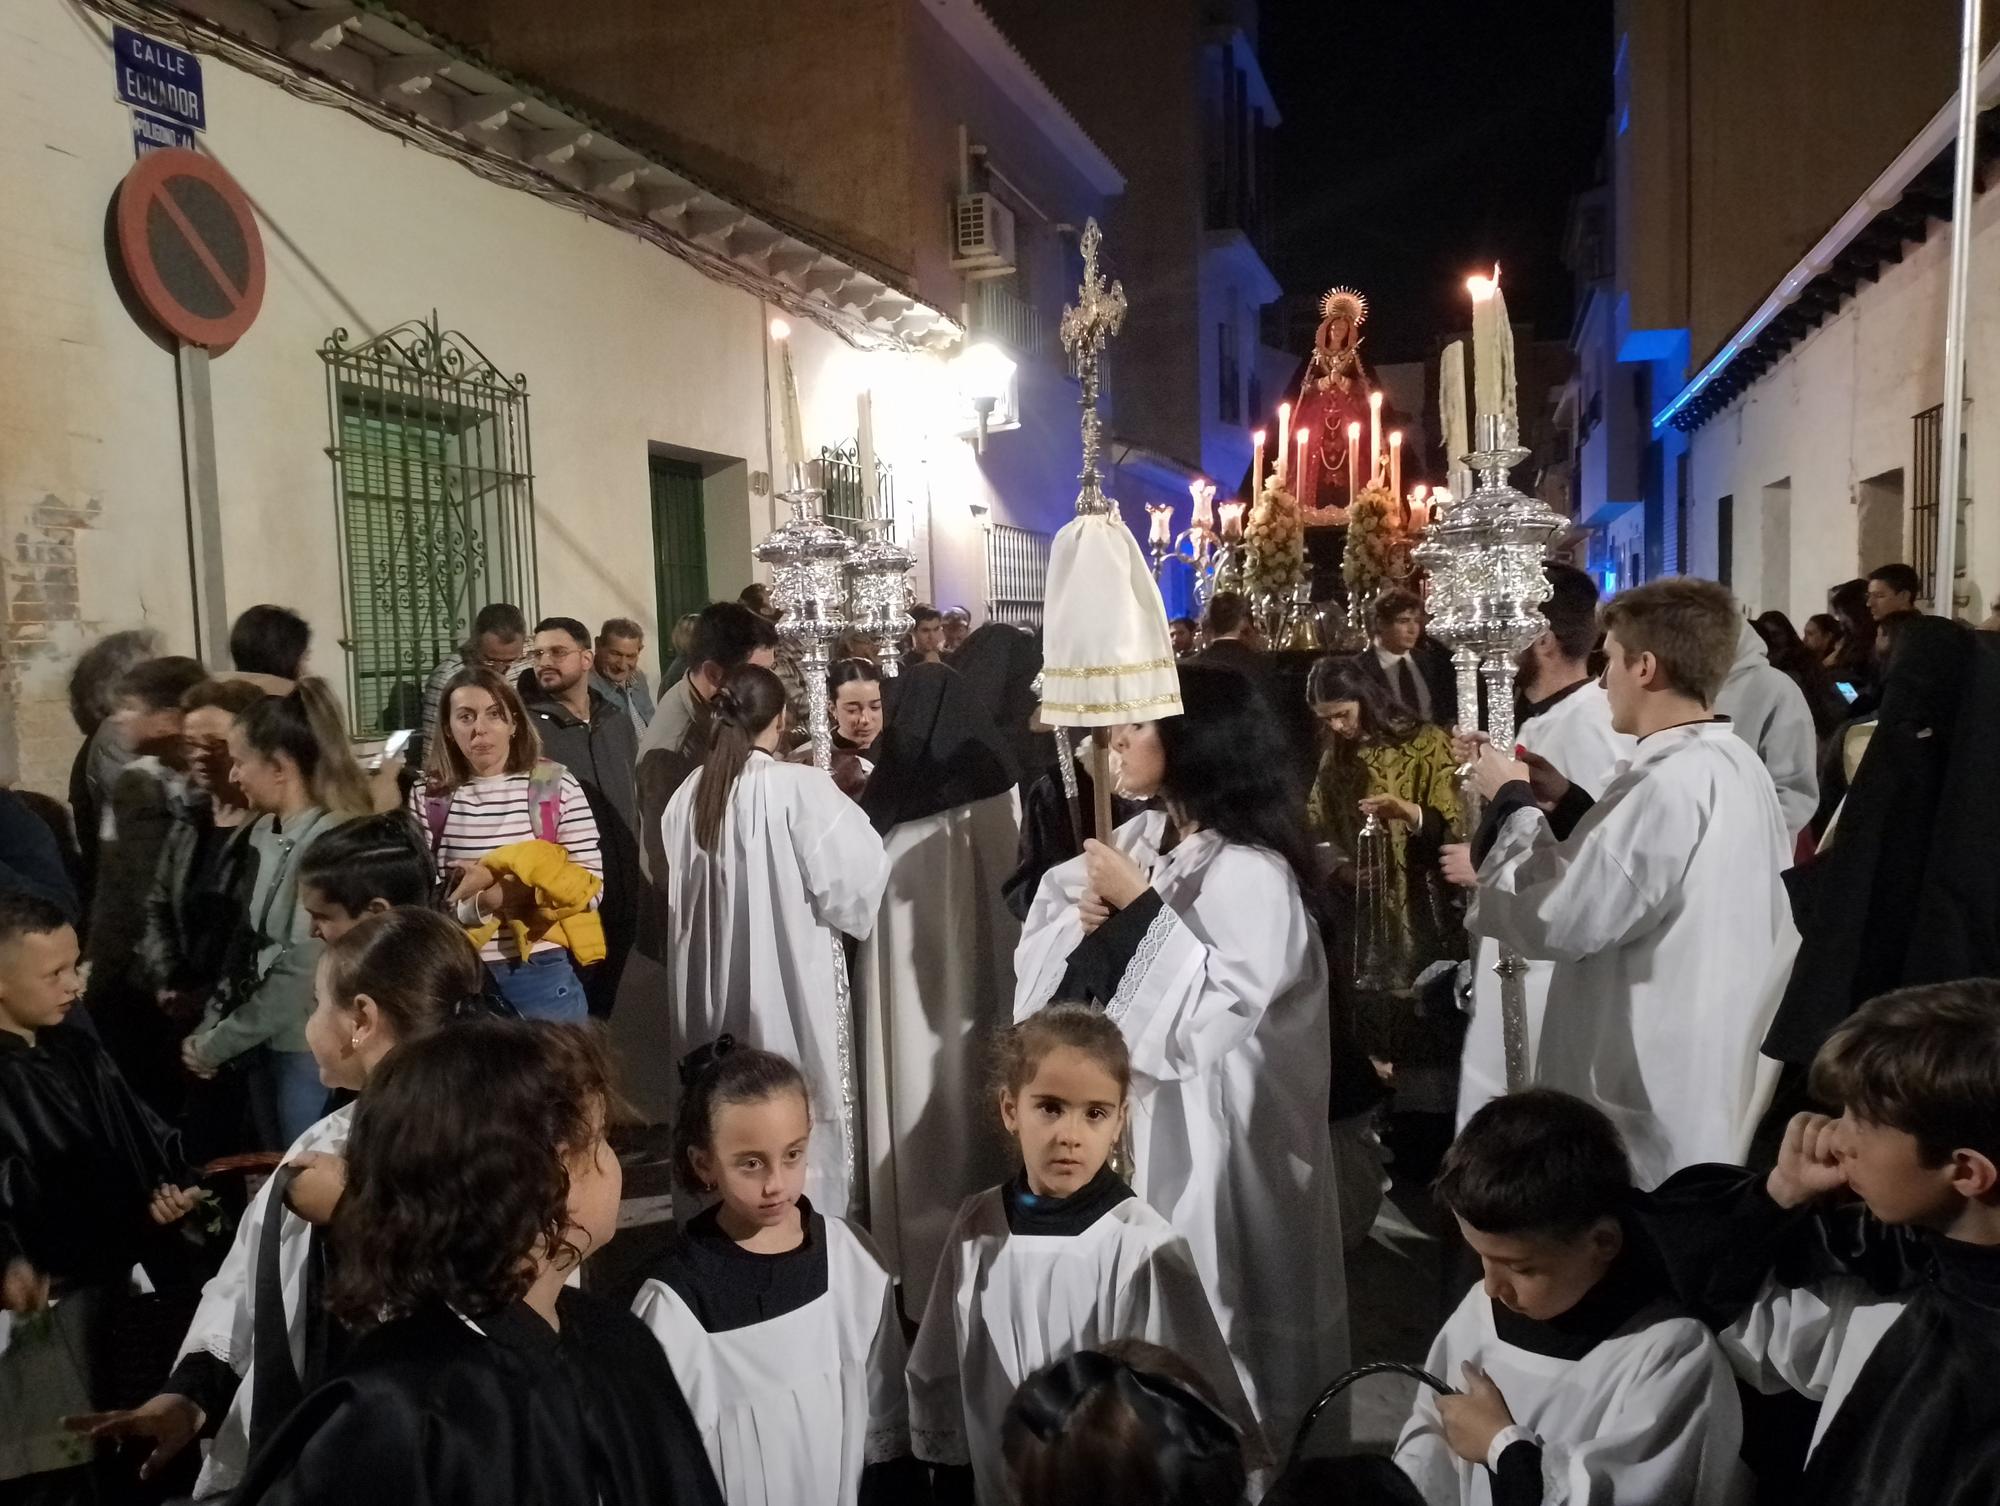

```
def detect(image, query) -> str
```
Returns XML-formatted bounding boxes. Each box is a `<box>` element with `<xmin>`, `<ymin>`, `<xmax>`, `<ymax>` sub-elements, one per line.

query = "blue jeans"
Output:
<box><xmin>248</xmin><ymin>1047</ymin><xmax>330</xmax><ymax>1151</ymax></box>
<box><xmin>487</xmin><ymin>952</ymin><xmax>586</xmax><ymax>1023</ymax></box>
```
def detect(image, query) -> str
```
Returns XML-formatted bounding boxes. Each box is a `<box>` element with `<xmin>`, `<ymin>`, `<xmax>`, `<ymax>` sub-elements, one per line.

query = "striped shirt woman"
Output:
<box><xmin>411</xmin><ymin>667</ymin><xmax>603</xmax><ymax>1022</ymax></box>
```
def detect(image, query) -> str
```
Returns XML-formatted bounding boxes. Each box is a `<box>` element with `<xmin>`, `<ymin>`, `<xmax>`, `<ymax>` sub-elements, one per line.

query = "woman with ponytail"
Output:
<box><xmin>181</xmin><ymin>681</ymin><xmax>371</xmax><ymax>1148</ymax></box>
<box><xmin>658</xmin><ymin>664</ymin><xmax>887</xmax><ymax>1220</ymax></box>
<box><xmin>79</xmin><ymin>909</ymin><xmax>494</xmax><ymax>1499</ymax></box>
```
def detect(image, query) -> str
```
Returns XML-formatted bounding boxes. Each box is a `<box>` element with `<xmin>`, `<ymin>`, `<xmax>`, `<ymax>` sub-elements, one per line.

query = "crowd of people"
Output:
<box><xmin>1</xmin><ymin>553</ymin><xmax>1996</xmax><ymax>1506</ymax></box>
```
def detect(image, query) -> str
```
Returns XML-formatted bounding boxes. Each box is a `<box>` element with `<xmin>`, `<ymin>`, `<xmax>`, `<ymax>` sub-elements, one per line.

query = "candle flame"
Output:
<box><xmin>1389</xmin><ymin>429</ymin><xmax>1403</xmax><ymax>447</ymax></box>
<box><xmin>769</xmin><ymin>317</ymin><xmax>792</xmax><ymax>340</ymax></box>
<box><xmin>1368</xmin><ymin>390</ymin><xmax>1383</xmax><ymax>410</ymax></box>
<box><xmin>1466</xmin><ymin>263</ymin><xmax>1503</xmax><ymax>302</ymax></box>
<box><xmin>1252</xmin><ymin>428</ymin><xmax>1266</xmax><ymax>444</ymax></box>
<box><xmin>1346</xmin><ymin>421</ymin><xmax>1361</xmax><ymax>439</ymax></box>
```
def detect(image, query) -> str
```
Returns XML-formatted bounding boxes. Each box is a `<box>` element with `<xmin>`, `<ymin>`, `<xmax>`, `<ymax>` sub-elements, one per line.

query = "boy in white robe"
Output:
<box><xmin>1453</xmin><ymin>563</ymin><xmax>1635</xmax><ymax>1128</ymax></box>
<box><xmin>1449</xmin><ymin>578</ymin><xmax>1797</xmax><ymax>1186</ymax></box>
<box><xmin>1644</xmin><ymin>981</ymin><xmax>2000</xmax><ymax>1504</ymax></box>
<box><xmin>1396</xmin><ymin>1089</ymin><xmax>1749</xmax><ymax>1506</ymax></box>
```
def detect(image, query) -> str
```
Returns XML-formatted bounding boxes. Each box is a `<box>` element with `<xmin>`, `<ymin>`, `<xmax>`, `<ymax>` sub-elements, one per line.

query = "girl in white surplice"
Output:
<box><xmin>660</xmin><ymin>665</ymin><xmax>889</xmax><ymax>1222</ymax></box>
<box><xmin>632</xmin><ymin>1043</ymin><xmax>916</xmax><ymax>1505</ymax></box>
<box><xmin>1014</xmin><ymin>663</ymin><xmax>1351</xmax><ymax>1443</ymax></box>
<box><xmin>907</xmin><ymin>1005</ymin><xmax>1262</xmax><ymax>1503</ymax></box>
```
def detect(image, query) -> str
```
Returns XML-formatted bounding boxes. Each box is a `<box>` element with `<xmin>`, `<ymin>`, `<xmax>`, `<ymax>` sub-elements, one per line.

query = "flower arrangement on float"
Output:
<box><xmin>1342</xmin><ymin>479</ymin><xmax>1406</xmax><ymax>603</ymax></box>
<box><xmin>1243</xmin><ymin>471</ymin><xmax>1306</xmax><ymax>601</ymax></box>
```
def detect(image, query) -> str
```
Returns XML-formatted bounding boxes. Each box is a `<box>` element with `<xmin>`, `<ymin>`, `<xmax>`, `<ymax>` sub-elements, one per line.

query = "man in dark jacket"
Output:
<box><xmin>520</xmin><ymin>618</ymin><xmax>639</xmax><ymax>1018</ymax></box>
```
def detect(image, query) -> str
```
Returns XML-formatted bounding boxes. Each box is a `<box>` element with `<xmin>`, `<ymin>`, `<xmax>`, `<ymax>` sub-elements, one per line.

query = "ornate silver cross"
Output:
<box><xmin>1060</xmin><ymin>219</ymin><xmax>1126</xmax><ymax>516</ymax></box>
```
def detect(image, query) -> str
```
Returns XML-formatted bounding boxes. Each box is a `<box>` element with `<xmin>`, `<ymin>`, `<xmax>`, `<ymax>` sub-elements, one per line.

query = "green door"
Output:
<box><xmin>650</xmin><ymin>457</ymin><xmax>709</xmax><ymax>636</ymax></box>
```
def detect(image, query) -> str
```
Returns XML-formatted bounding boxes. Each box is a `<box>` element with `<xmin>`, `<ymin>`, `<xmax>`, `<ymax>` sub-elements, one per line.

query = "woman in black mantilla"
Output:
<box><xmin>854</xmin><ymin>662</ymin><xmax>1023</xmax><ymax>1320</ymax></box>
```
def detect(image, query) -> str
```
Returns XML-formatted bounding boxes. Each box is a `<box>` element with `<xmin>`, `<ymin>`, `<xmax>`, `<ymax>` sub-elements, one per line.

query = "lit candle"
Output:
<box><xmin>1388</xmin><ymin>429</ymin><xmax>1403</xmax><ymax>502</ymax></box>
<box><xmin>1407</xmin><ymin>483</ymin><xmax>1428</xmax><ymax>531</ymax></box>
<box><xmin>1276</xmin><ymin>402</ymin><xmax>1292</xmax><ymax>482</ymax></box>
<box><xmin>1439</xmin><ymin>339</ymin><xmax>1470</xmax><ymax>495</ymax></box>
<box><xmin>1251</xmin><ymin>429</ymin><xmax>1266</xmax><ymax>494</ymax></box>
<box><xmin>1368</xmin><ymin>390</ymin><xmax>1384</xmax><ymax>485</ymax></box>
<box><xmin>1468</xmin><ymin>268</ymin><xmax>1503</xmax><ymax>427</ymax></box>
<box><xmin>1346</xmin><ymin>420</ymin><xmax>1362</xmax><ymax>508</ymax></box>
<box><xmin>1189</xmin><ymin>478</ymin><xmax>1215</xmax><ymax>531</ymax></box>
<box><xmin>1148</xmin><ymin>503</ymin><xmax>1173</xmax><ymax>547</ymax></box>
<box><xmin>1219</xmin><ymin>500</ymin><xmax>1246</xmax><ymax>541</ymax></box>
<box><xmin>1295</xmin><ymin>426</ymin><xmax>1312</xmax><ymax>509</ymax></box>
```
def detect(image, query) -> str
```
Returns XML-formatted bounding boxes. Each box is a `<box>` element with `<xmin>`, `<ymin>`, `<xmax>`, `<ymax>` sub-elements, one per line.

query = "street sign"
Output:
<box><xmin>112</xmin><ymin>25</ymin><xmax>205</xmax><ymax>134</ymax></box>
<box><xmin>114</xmin><ymin>148</ymin><xmax>265</xmax><ymax>350</ymax></box>
<box><xmin>131</xmin><ymin>109</ymin><xmax>196</xmax><ymax>158</ymax></box>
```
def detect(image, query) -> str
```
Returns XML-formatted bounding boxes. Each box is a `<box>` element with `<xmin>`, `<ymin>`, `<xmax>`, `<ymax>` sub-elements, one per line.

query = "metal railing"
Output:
<box><xmin>819</xmin><ymin>441</ymin><xmax>896</xmax><ymax>543</ymax></box>
<box><xmin>986</xmin><ymin>523</ymin><xmax>1053</xmax><ymax>629</ymax></box>
<box><xmin>1912</xmin><ymin>403</ymin><xmax>1943</xmax><ymax>603</ymax></box>
<box><xmin>972</xmin><ymin>279</ymin><xmax>1050</xmax><ymax>360</ymax></box>
<box><xmin>322</xmin><ymin>315</ymin><xmax>537</xmax><ymax>735</ymax></box>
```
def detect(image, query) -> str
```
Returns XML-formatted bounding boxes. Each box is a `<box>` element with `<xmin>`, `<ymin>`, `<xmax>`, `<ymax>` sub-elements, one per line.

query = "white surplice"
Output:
<box><xmin>631</xmin><ymin>1215</ymin><xmax>907</xmax><ymax>1506</ymax></box>
<box><xmin>1394</xmin><ymin>1283</ymin><xmax>1751</xmax><ymax>1506</ymax></box>
<box><xmin>176</xmin><ymin>1105</ymin><xmax>353</xmax><ymax>1499</ymax></box>
<box><xmin>906</xmin><ymin>1187</ymin><xmax>1262</xmax><ymax>1502</ymax></box>
<box><xmin>661</xmin><ymin>754</ymin><xmax>889</xmax><ymax>1219</ymax></box>
<box><xmin>1457</xmin><ymin>681</ymin><xmax>1637</xmax><ymax>1128</ymax></box>
<box><xmin>1469</xmin><ymin>722</ymin><xmax>1798</xmax><ymax>1187</ymax></box>
<box><xmin>857</xmin><ymin>790</ymin><xmax>1021</xmax><ymax>1314</ymax></box>
<box><xmin>1014</xmin><ymin>812</ymin><xmax>1349</xmax><ymax>1439</ymax></box>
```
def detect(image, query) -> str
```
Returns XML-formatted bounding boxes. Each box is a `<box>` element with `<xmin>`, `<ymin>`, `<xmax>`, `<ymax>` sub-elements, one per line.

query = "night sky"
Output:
<box><xmin>1260</xmin><ymin>0</ymin><xmax>1614</xmax><ymax>363</ymax></box>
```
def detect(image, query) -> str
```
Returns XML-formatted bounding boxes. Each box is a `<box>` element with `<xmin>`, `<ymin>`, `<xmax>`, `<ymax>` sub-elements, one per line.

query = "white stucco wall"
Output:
<box><xmin>1685</xmin><ymin>184</ymin><xmax>2000</xmax><ymax>624</ymax></box>
<box><xmin>0</xmin><ymin>0</ymin><xmax>1085</xmax><ymax>790</ymax></box>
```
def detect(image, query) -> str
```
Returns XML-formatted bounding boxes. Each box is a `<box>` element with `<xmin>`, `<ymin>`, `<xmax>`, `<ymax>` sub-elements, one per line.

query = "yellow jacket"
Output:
<box><xmin>464</xmin><ymin>839</ymin><xmax>606</xmax><ymax>966</ymax></box>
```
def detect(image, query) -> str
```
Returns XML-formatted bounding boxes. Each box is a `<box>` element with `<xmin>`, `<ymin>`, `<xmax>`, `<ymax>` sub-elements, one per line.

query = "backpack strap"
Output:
<box><xmin>421</xmin><ymin>788</ymin><xmax>450</xmax><ymax>854</ymax></box>
<box><xmin>528</xmin><ymin>759</ymin><xmax>566</xmax><ymax>845</ymax></box>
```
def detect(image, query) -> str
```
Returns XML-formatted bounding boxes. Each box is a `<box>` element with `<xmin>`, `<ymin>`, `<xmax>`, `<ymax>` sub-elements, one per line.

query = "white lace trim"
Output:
<box><xmin>910</xmin><ymin>1425</ymin><xmax>969</xmax><ymax>1466</ymax></box>
<box><xmin>864</xmin><ymin>1422</ymin><xmax>911</xmax><ymax>1466</ymax></box>
<box><xmin>1107</xmin><ymin>904</ymin><xmax>1177</xmax><ymax>1023</ymax></box>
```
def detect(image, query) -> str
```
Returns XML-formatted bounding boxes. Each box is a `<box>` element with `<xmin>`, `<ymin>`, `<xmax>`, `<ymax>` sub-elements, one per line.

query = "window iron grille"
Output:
<box><xmin>985</xmin><ymin>523</ymin><xmax>1053</xmax><ymax>629</ymax></box>
<box><xmin>322</xmin><ymin>316</ymin><xmax>537</xmax><ymax>734</ymax></box>
<box><xmin>819</xmin><ymin>441</ymin><xmax>897</xmax><ymax>543</ymax></box>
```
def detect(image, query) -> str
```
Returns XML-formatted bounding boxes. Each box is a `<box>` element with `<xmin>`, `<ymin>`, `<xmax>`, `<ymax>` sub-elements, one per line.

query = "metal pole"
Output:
<box><xmin>1935</xmin><ymin>0</ymin><xmax>1982</xmax><ymax>615</ymax></box>
<box><xmin>175</xmin><ymin>343</ymin><xmax>229</xmax><ymax>661</ymax></box>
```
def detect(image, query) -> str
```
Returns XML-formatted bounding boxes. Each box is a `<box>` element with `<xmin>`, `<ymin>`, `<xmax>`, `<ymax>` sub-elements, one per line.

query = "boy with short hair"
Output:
<box><xmin>0</xmin><ymin>892</ymin><xmax>199</xmax><ymax>1498</ymax></box>
<box><xmin>1649</xmin><ymin>979</ymin><xmax>2000</xmax><ymax>1502</ymax></box>
<box><xmin>1452</xmin><ymin>579</ymin><xmax>1797</xmax><ymax>1185</ymax></box>
<box><xmin>1395</xmin><ymin>1089</ymin><xmax>1748</xmax><ymax>1506</ymax></box>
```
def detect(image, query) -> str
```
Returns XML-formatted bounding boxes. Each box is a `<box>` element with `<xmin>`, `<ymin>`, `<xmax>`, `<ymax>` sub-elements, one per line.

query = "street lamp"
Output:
<box><xmin>951</xmin><ymin>339</ymin><xmax>1017</xmax><ymax>452</ymax></box>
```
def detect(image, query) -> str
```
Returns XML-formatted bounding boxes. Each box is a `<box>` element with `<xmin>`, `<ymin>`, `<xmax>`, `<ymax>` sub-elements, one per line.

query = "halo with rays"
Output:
<box><xmin>1319</xmin><ymin>286</ymin><xmax>1368</xmax><ymax>326</ymax></box>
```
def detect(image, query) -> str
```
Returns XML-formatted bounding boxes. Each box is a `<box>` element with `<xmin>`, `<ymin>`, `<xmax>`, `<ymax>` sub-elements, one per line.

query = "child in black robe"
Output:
<box><xmin>1647</xmin><ymin>979</ymin><xmax>2000</xmax><ymax>1504</ymax></box>
<box><xmin>0</xmin><ymin>892</ymin><xmax>199</xmax><ymax>1499</ymax></box>
<box><xmin>229</xmin><ymin>1017</ymin><xmax>722</xmax><ymax>1505</ymax></box>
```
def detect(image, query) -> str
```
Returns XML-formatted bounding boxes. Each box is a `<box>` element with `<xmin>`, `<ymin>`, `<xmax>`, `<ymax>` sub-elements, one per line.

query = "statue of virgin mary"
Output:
<box><xmin>1290</xmin><ymin>286</ymin><xmax>1375</xmax><ymax>513</ymax></box>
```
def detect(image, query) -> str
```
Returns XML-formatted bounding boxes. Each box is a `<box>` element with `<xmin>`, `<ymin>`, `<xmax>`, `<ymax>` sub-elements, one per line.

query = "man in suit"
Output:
<box><xmin>1197</xmin><ymin>592</ymin><xmax>1317</xmax><ymax>786</ymax></box>
<box><xmin>1196</xmin><ymin>590</ymin><xmax>1266</xmax><ymax>667</ymax></box>
<box><xmin>1352</xmin><ymin>586</ymin><xmax>1458</xmax><ymax>726</ymax></box>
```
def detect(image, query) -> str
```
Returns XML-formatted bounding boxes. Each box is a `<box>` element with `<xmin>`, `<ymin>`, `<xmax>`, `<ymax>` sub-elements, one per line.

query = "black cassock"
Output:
<box><xmin>0</xmin><ymin>1025</ymin><xmax>194</xmax><ymax>1288</ymax></box>
<box><xmin>231</xmin><ymin>1290</ymin><xmax>724</xmax><ymax>1506</ymax></box>
<box><xmin>1645</xmin><ymin>1166</ymin><xmax>2000</xmax><ymax>1505</ymax></box>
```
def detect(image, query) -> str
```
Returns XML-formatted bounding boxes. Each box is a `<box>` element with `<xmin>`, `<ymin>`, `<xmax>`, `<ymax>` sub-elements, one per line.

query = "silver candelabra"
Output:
<box><xmin>755</xmin><ymin>477</ymin><xmax>861</xmax><ymax>1210</ymax></box>
<box><xmin>1409</xmin><ymin>412</ymin><xmax>1566</xmax><ymax>1091</ymax></box>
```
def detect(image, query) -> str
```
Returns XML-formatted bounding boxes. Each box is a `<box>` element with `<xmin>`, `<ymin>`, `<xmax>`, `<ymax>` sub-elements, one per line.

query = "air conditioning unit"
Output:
<box><xmin>952</xmin><ymin>192</ymin><xmax>1017</xmax><ymax>272</ymax></box>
